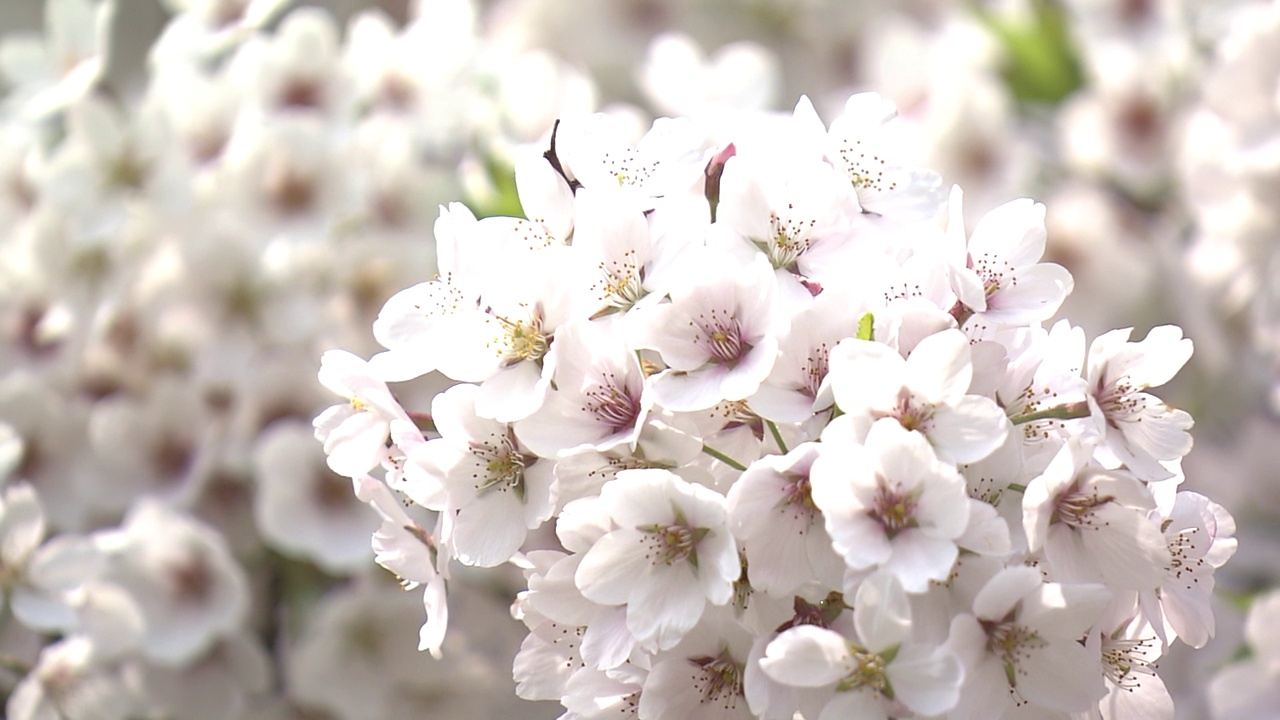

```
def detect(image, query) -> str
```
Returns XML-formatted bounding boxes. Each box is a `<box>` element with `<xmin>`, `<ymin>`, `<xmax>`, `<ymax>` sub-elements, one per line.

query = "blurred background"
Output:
<box><xmin>1</xmin><ymin>0</ymin><xmax>1278</xmax><ymax>718</ymax></box>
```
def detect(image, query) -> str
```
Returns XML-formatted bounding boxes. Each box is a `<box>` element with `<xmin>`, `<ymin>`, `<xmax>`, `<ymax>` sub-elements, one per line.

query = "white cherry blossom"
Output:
<box><xmin>406</xmin><ymin>383</ymin><xmax>556</xmax><ymax>568</ymax></box>
<box><xmin>947</xmin><ymin>566</ymin><xmax>1110</xmax><ymax>719</ymax></box>
<box><xmin>573</xmin><ymin>469</ymin><xmax>738</xmax><ymax>652</ymax></box>
<box><xmin>826</xmin><ymin>328</ymin><xmax>1009</xmax><ymax>465</ymax></box>
<box><xmin>637</xmin><ymin>249</ymin><xmax>781</xmax><ymax>412</ymax></box>
<box><xmin>1086</xmin><ymin>326</ymin><xmax>1194</xmax><ymax>482</ymax></box>
<box><xmin>811</xmin><ymin>419</ymin><xmax>970</xmax><ymax>592</ymax></box>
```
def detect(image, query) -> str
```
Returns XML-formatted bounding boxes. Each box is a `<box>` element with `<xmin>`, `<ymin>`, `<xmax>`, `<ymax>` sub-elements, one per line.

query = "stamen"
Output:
<box><xmin>689</xmin><ymin>650</ymin><xmax>745</xmax><ymax>709</ymax></box>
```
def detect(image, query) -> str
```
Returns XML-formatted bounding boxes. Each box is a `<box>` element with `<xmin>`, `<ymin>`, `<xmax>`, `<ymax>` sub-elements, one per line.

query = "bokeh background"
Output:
<box><xmin>1</xmin><ymin>0</ymin><xmax>1278</xmax><ymax>718</ymax></box>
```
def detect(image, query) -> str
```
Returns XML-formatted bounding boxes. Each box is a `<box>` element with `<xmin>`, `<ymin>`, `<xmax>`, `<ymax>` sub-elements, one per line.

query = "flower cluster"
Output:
<box><xmin>318</xmin><ymin>94</ymin><xmax>1237</xmax><ymax>719</ymax></box>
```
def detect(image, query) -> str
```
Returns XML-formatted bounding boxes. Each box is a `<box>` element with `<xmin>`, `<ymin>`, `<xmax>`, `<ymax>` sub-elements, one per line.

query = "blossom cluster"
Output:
<box><xmin>318</xmin><ymin>92</ymin><xmax>1237</xmax><ymax>719</ymax></box>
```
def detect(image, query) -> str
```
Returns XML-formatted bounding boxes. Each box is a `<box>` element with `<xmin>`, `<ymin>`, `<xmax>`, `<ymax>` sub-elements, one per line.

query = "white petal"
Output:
<box><xmin>760</xmin><ymin>626</ymin><xmax>851</xmax><ymax>688</ymax></box>
<box><xmin>887</xmin><ymin>643</ymin><xmax>963</xmax><ymax>716</ymax></box>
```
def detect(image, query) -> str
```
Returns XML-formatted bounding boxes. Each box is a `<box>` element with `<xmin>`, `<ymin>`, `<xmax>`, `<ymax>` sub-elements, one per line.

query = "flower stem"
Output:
<box><xmin>1009</xmin><ymin>400</ymin><xmax>1091</xmax><ymax>426</ymax></box>
<box><xmin>766</xmin><ymin>420</ymin><xmax>789</xmax><ymax>454</ymax></box>
<box><xmin>702</xmin><ymin>445</ymin><xmax>748</xmax><ymax>471</ymax></box>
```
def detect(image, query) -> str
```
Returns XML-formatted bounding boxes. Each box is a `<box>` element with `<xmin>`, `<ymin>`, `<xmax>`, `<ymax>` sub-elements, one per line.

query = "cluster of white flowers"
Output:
<box><xmin>318</xmin><ymin>92</ymin><xmax>1238</xmax><ymax>719</ymax></box>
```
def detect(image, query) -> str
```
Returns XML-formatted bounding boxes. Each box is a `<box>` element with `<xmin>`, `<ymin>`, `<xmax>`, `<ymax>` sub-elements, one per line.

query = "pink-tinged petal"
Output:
<box><xmin>526</xmin><ymin>555</ymin><xmax>594</xmax><ymax>627</ymax></box>
<box><xmin>973</xmin><ymin>566</ymin><xmax>1042</xmax><ymax>621</ymax></box>
<box><xmin>474</xmin><ymin>360</ymin><xmax>550</xmax><ymax>423</ymax></box>
<box><xmin>927</xmin><ymin>397</ymin><xmax>1008</xmax><ymax>464</ymax></box>
<box><xmin>866</xmin><ymin>419</ymin><xmax>935</xmax><ymax>486</ymax></box>
<box><xmin>627</xmin><ymin>563</ymin><xmax>705</xmax><ymax>650</ymax></box>
<box><xmin>1023</xmin><ymin>440</ymin><xmax>1088</xmax><ymax>553</ymax></box>
<box><xmin>512</xmin><ymin>633</ymin><xmax>574</xmax><ymax>701</ymax></box>
<box><xmin>400</xmin><ymin>441</ymin><xmax>454</xmax><ymax>510</ymax></box>
<box><xmin>1080</xmin><ymin>504</ymin><xmax>1170</xmax><ymax>590</ymax></box>
<box><xmin>718</xmin><ymin>156</ymin><xmax>776</xmax><ymax>240</ymax></box>
<box><xmin>1161</xmin><ymin>583</ymin><xmax>1215</xmax><ymax>649</ymax></box>
<box><xmin>760</xmin><ymin>626</ymin><xmax>851</xmax><ymax>688</ymax></box>
<box><xmin>885</xmin><ymin>531</ymin><xmax>959</xmax><ymax>593</ymax></box>
<box><xmin>717</xmin><ymin>337</ymin><xmax>779</xmax><ymax>401</ymax></box>
<box><xmin>945</xmin><ymin>613</ymin><xmax>988</xmax><ymax>669</ymax></box>
<box><xmin>854</xmin><ymin>572</ymin><xmax>911</xmax><ymax>652</ymax></box>
<box><xmin>697</xmin><ymin>535</ymin><xmax>739</xmax><ymax>607</ymax></box>
<box><xmin>1098</xmin><ymin>671</ymin><xmax>1172</xmax><ymax>720</ymax></box>
<box><xmin>827</xmin><ymin>514</ymin><xmax>891</xmax><ymax>570</ymax></box>
<box><xmin>418</xmin><ymin>577</ymin><xmax>448</xmax><ymax>658</ymax></box>
<box><xmin>818</xmin><ymin>690</ymin><xmax>890</xmax><ymax>720</ymax></box>
<box><xmin>984</xmin><ymin>262</ymin><xmax>1072</xmax><ymax>325</ymax></box>
<box><xmin>521</xmin><ymin>459</ymin><xmax>558</xmax><ymax>528</ymax></box>
<box><xmin>599</xmin><ymin>470</ymin><xmax>680</xmax><ymax>527</ymax></box>
<box><xmin>967</xmin><ymin>198</ymin><xmax>1047</xmax><ymax>269</ymax></box>
<box><xmin>1125</xmin><ymin>326</ymin><xmax>1193</xmax><ymax>388</ymax></box>
<box><xmin>910</xmin><ymin>479</ymin><xmax>970</xmax><ymax>541</ymax></box>
<box><xmin>1019</xmin><ymin>582</ymin><xmax>1110</xmax><ymax>640</ymax></box>
<box><xmin>515</xmin><ymin>154</ymin><xmax>574</xmax><ymax>241</ymax></box>
<box><xmin>905</xmin><ymin>329</ymin><xmax>972</xmax><ymax>405</ymax></box>
<box><xmin>1016</xmin><ymin>637</ymin><xmax>1107</xmax><ymax>712</ymax></box>
<box><xmin>956</xmin><ymin>499</ymin><xmax>1011</xmax><ymax>556</ymax></box>
<box><xmin>749</xmin><ymin>383</ymin><xmax>820</xmax><ymax>423</ymax></box>
<box><xmin>513</xmin><ymin>391</ymin><xmax>605</xmax><ymax>458</ymax></box>
<box><xmin>952</xmin><ymin>266</ymin><xmax>987</xmax><ymax>313</ymax></box>
<box><xmin>650</xmin><ymin>365</ymin><xmax>732</xmax><ymax>412</ymax></box>
<box><xmin>322</xmin><ymin>411</ymin><xmax>387</xmax><ymax>477</ymax></box>
<box><xmin>1043</xmin><ymin>523</ymin><xmax>1104</xmax><ymax>584</ymax></box>
<box><xmin>451</xmin><ymin>491</ymin><xmax>529</xmax><ymax>567</ymax></box>
<box><xmin>827</xmin><ymin>338</ymin><xmax>905</xmax><ymax>414</ymax></box>
<box><xmin>555</xmin><ymin>496</ymin><xmax>613</xmax><ymax>554</ymax></box>
<box><xmin>1115</xmin><ymin>395</ymin><xmax>1194</xmax><ymax>460</ymax></box>
<box><xmin>887</xmin><ymin>643</ymin><xmax>963</xmax><ymax>716</ymax></box>
<box><xmin>637</xmin><ymin>304</ymin><xmax>712</xmax><ymax>370</ymax></box>
<box><xmin>575</xmin><ymin>528</ymin><xmax>652</xmax><ymax>605</ymax></box>
<box><xmin>580</xmin><ymin>604</ymin><xmax>635</xmax><ymax>671</ymax></box>
<box><xmin>947</xmin><ymin>651</ymin><xmax>1013</xmax><ymax>720</ymax></box>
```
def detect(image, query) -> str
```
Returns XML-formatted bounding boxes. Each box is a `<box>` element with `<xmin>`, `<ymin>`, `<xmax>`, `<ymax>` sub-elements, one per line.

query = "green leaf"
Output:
<box><xmin>972</xmin><ymin>0</ymin><xmax>1085</xmax><ymax>106</ymax></box>
<box><xmin>468</xmin><ymin>157</ymin><xmax>524</xmax><ymax>219</ymax></box>
<box><xmin>857</xmin><ymin>312</ymin><xmax>875</xmax><ymax>341</ymax></box>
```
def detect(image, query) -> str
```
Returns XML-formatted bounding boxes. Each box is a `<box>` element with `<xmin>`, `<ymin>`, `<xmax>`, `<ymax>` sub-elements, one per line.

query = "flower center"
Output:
<box><xmin>836</xmin><ymin>140</ymin><xmax>897</xmax><ymax>196</ymax></box>
<box><xmin>690</xmin><ymin>650</ymin><xmax>745</xmax><ymax>708</ymax></box>
<box><xmin>1054</xmin><ymin>486</ymin><xmax>1115</xmax><ymax>530</ymax></box>
<box><xmin>638</xmin><ymin>511</ymin><xmax>710</xmax><ymax>566</ymax></box>
<box><xmin>803</xmin><ymin>343</ymin><xmax>830</xmax><ymax>398</ymax></box>
<box><xmin>777</xmin><ymin>471</ymin><xmax>819</xmax><ymax>518</ymax></box>
<box><xmin>871</xmin><ymin>478</ymin><xmax>918</xmax><ymax>538</ymax></box>
<box><xmin>1102</xmin><ymin>636</ymin><xmax>1157</xmax><ymax>690</ymax></box>
<box><xmin>1165</xmin><ymin>524</ymin><xmax>1207</xmax><ymax>589</ymax></box>
<box><xmin>583</xmin><ymin>376</ymin><xmax>641</xmax><ymax>432</ymax></box>
<box><xmin>493</xmin><ymin>312</ymin><xmax>550</xmax><ymax>365</ymax></box>
<box><xmin>696</xmin><ymin>309</ymin><xmax>749</xmax><ymax>365</ymax></box>
<box><xmin>601</xmin><ymin>149</ymin><xmax>657</xmax><ymax>188</ymax></box>
<box><xmin>984</xmin><ymin>622</ymin><xmax>1047</xmax><ymax>689</ymax></box>
<box><xmin>469</xmin><ymin>431</ymin><xmax>533</xmax><ymax>501</ymax></box>
<box><xmin>594</xmin><ymin>251</ymin><xmax>647</xmax><ymax>313</ymax></box>
<box><xmin>887</xmin><ymin>387</ymin><xmax>934</xmax><ymax>433</ymax></box>
<box><xmin>761</xmin><ymin>210</ymin><xmax>817</xmax><ymax>270</ymax></box>
<box><xmin>835</xmin><ymin>643</ymin><xmax>892</xmax><ymax>694</ymax></box>
<box><xmin>971</xmin><ymin>252</ymin><xmax>1015</xmax><ymax>298</ymax></box>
